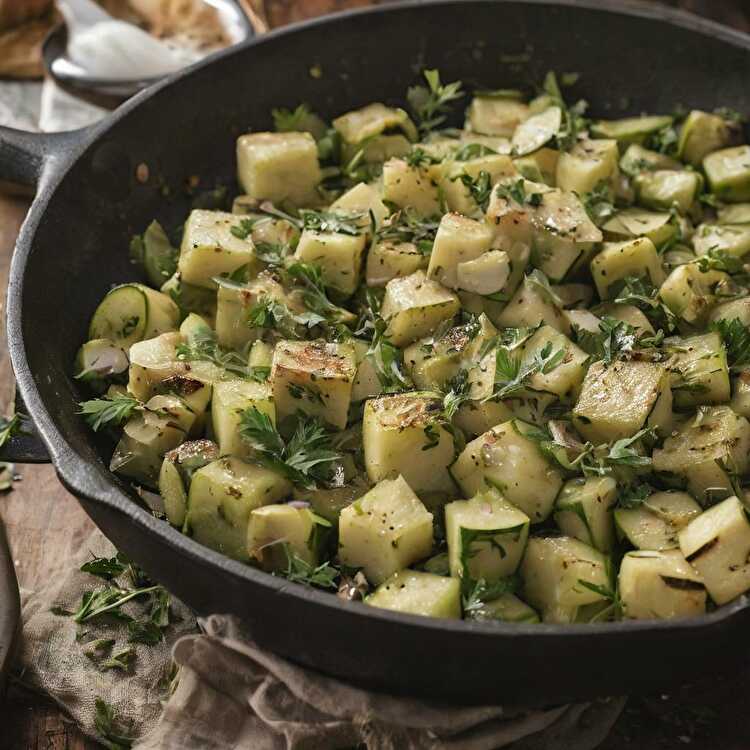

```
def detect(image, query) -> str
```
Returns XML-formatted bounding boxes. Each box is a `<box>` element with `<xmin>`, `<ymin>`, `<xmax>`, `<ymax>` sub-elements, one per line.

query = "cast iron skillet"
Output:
<box><xmin>2</xmin><ymin>0</ymin><xmax>750</xmax><ymax>706</ymax></box>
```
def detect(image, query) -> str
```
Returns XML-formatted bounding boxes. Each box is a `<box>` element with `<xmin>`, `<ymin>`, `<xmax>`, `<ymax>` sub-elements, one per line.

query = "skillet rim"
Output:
<box><xmin>7</xmin><ymin>0</ymin><xmax>750</xmax><ymax>640</ymax></box>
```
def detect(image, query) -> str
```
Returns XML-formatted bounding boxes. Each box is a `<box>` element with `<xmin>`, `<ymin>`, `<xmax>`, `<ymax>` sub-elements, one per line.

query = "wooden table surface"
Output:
<box><xmin>3</xmin><ymin>0</ymin><xmax>750</xmax><ymax>747</ymax></box>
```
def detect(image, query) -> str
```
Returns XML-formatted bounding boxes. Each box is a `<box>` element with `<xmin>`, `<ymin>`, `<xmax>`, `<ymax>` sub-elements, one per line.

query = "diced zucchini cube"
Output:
<box><xmin>426</xmin><ymin>212</ymin><xmax>494</xmax><ymax>289</ymax></box>
<box><xmin>445</xmin><ymin>488</ymin><xmax>530</xmax><ymax>581</ymax></box>
<box><xmin>718</xmin><ymin>203</ymin><xmax>750</xmax><ymax>224</ymax></box>
<box><xmin>236</xmin><ymin>131</ymin><xmax>321</xmax><ymax>207</ymax></box>
<box><xmin>247</xmin><ymin>505</ymin><xmax>328</xmax><ymax>570</ymax></box>
<box><xmin>555</xmin><ymin>138</ymin><xmax>619</xmax><ymax>195</ymax></box>
<box><xmin>520</xmin><ymin>536</ymin><xmax>611</xmax><ymax>623</ymax></box>
<box><xmin>703</xmin><ymin>145</ymin><xmax>750</xmax><ymax>202</ymax></box>
<box><xmin>450</xmin><ymin>420</ymin><xmax>563</xmax><ymax>522</ymax></box>
<box><xmin>178</xmin><ymin>210</ymin><xmax>258</xmax><ymax>289</ymax></box>
<box><xmin>554</xmin><ymin>476</ymin><xmax>617</xmax><ymax>552</ymax></box>
<box><xmin>292</xmin><ymin>481</ymin><xmax>364</xmax><ymax>524</ymax></box>
<box><xmin>590</xmin><ymin>115</ymin><xmax>674</xmax><ymax>145</ymax></box>
<box><xmin>271</xmin><ymin>340</ymin><xmax>357</xmax><ymax>430</ymax></box>
<box><xmin>294</xmin><ymin>228</ymin><xmax>367</xmax><ymax>297</ymax></box>
<box><xmin>615</xmin><ymin>490</ymin><xmax>702</xmax><ymax>551</ymax></box>
<box><xmin>363</xmin><ymin>392</ymin><xmax>455</xmax><ymax>493</ymax></box>
<box><xmin>602</xmin><ymin>208</ymin><xmax>678</xmax><ymax>249</ymax></box>
<box><xmin>128</xmin><ymin>332</ymin><xmax>195</xmax><ymax>401</ymax></box>
<box><xmin>186</xmin><ymin>457</ymin><xmax>292</xmax><ymax>561</ymax></box>
<box><xmin>495</xmin><ymin>273</ymin><xmax>571</xmax><ymax>335</ymax></box>
<box><xmin>590</xmin><ymin>238</ymin><xmax>665</xmax><ymax>300</ymax></box>
<box><xmin>511</xmin><ymin>106</ymin><xmax>562</xmax><ymax>156</ymax></box>
<box><xmin>664</xmin><ymin>332</ymin><xmax>730</xmax><ymax>408</ymax></box>
<box><xmin>466</xmin><ymin>96</ymin><xmax>529</xmax><ymax>137</ymax></box>
<box><xmin>441</xmin><ymin>154</ymin><xmax>516</xmax><ymax>215</ymax></box>
<box><xmin>338</xmin><ymin>476</ymin><xmax>433</xmax><ymax>584</ymax></box>
<box><xmin>110</xmin><ymin>409</ymin><xmax>186</xmax><ymax>488</ymax></box>
<box><xmin>365</xmin><ymin>240</ymin><xmax>426</xmax><ymax>287</ymax></box>
<box><xmin>692</xmin><ymin>223</ymin><xmax>750</xmax><ymax>259</ymax></box>
<box><xmin>515</xmin><ymin>325</ymin><xmax>589</xmax><ymax>401</ymax></box>
<box><xmin>380</xmin><ymin>270</ymin><xmax>460</xmax><ymax>346</ymax></box>
<box><xmin>456</xmin><ymin>250</ymin><xmax>511</xmax><ymax>296</ymax></box>
<box><xmin>161</xmin><ymin>272</ymin><xmax>217</xmax><ymax>321</ymax></box>
<box><xmin>145</xmin><ymin>394</ymin><xmax>198</xmax><ymax>435</ymax></box>
<box><xmin>573</xmin><ymin>360</ymin><xmax>672</xmax><ymax>443</ymax></box>
<box><xmin>619</xmin><ymin>550</ymin><xmax>706</xmax><ymax>619</ymax></box>
<box><xmin>679</xmin><ymin>496</ymin><xmax>750</xmax><ymax>604</ymax></box>
<box><xmin>659</xmin><ymin>263</ymin><xmax>729</xmax><ymax>325</ymax></box>
<box><xmin>215</xmin><ymin>273</ymin><xmax>287</xmax><ymax>349</ymax></box>
<box><xmin>635</xmin><ymin>170</ymin><xmax>702</xmax><ymax>214</ymax></box>
<box><xmin>708</xmin><ymin>296</ymin><xmax>750</xmax><ymax>327</ymax></box>
<box><xmin>333</xmin><ymin>102</ymin><xmax>416</xmax><ymax>144</ymax></box>
<box><xmin>212</xmin><ymin>379</ymin><xmax>275</xmax><ymax>459</ymax></box>
<box><xmin>382</xmin><ymin>158</ymin><xmax>442</xmax><ymax>216</ymax></box>
<box><xmin>489</xmin><ymin>182</ymin><xmax>601</xmax><ymax>283</ymax></box>
<box><xmin>404</xmin><ymin>321</ymin><xmax>475</xmax><ymax>390</ymax></box>
<box><xmin>366</xmin><ymin>570</ymin><xmax>461</xmax><ymax>619</ymax></box>
<box><xmin>513</xmin><ymin>147</ymin><xmax>559</xmax><ymax>186</ymax></box>
<box><xmin>330</xmin><ymin>182</ymin><xmax>389</xmax><ymax>228</ymax></box>
<box><xmin>466</xmin><ymin>592</ymin><xmax>540</xmax><ymax>623</ymax></box>
<box><xmin>159</xmin><ymin>439</ymin><xmax>219</xmax><ymax>528</ymax></box>
<box><xmin>350</xmin><ymin>339</ymin><xmax>382</xmax><ymax>404</ymax></box>
<box><xmin>453</xmin><ymin>399</ymin><xmax>515</xmax><ymax>438</ymax></box>
<box><xmin>678</xmin><ymin>110</ymin><xmax>740</xmax><ymax>166</ymax></box>
<box><xmin>619</xmin><ymin>144</ymin><xmax>681</xmax><ymax>177</ymax></box>
<box><xmin>653</xmin><ymin>406</ymin><xmax>750</xmax><ymax>503</ymax></box>
<box><xmin>594</xmin><ymin>303</ymin><xmax>654</xmax><ymax>334</ymax></box>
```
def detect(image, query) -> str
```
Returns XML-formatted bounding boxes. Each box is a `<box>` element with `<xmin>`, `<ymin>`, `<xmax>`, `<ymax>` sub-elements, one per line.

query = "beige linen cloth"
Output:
<box><xmin>17</xmin><ymin>528</ymin><xmax>626</xmax><ymax>749</ymax></box>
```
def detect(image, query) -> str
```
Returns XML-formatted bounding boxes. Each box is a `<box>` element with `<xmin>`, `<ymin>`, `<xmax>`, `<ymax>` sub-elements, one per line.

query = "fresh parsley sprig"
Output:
<box><xmin>94</xmin><ymin>698</ymin><xmax>136</xmax><ymax>750</ymax></box>
<box><xmin>462</xmin><ymin>576</ymin><xmax>519</xmax><ymax>615</ymax></box>
<box><xmin>495</xmin><ymin>179</ymin><xmax>544</xmax><ymax>207</ymax></box>
<box><xmin>488</xmin><ymin>340</ymin><xmax>566</xmax><ymax>401</ymax></box>
<box><xmin>453</xmin><ymin>143</ymin><xmax>498</xmax><ymax>161</ymax></box>
<box><xmin>78</xmin><ymin>395</ymin><xmax>141</xmax><ymax>432</ymax></box>
<box><xmin>175</xmin><ymin>327</ymin><xmax>259</xmax><ymax>379</ymax></box>
<box><xmin>696</xmin><ymin>247</ymin><xmax>745</xmax><ymax>275</ymax></box>
<box><xmin>247</xmin><ymin>296</ymin><xmax>326</xmax><ymax>339</ymax></box>
<box><xmin>74</xmin><ymin>584</ymin><xmax>161</xmax><ymax>623</ymax></box>
<box><xmin>407</xmin><ymin>69</ymin><xmax>464</xmax><ymax>136</ymax></box>
<box><xmin>573</xmin><ymin>316</ymin><xmax>664</xmax><ymax>365</ymax></box>
<box><xmin>286</xmin><ymin>262</ymin><xmax>355</xmax><ymax>324</ymax></box>
<box><xmin>712</xmin><ymin>317</ymin><xmax>750</xmax><ymax>370</ymax></box>
<box><xmin>582</xmin><ymin>180</ymin><xmax>615</xmax><ymax>226</ymax></box>
<box><xmin>611</xmin><ymin>276</ymin><xmax>678</xmax><ymax>333</ymax></box>
<box><xmin>366</xmin><ymin>317</ymin><xmax>413</xmax><ymax>393</ymax></box>
<box><xmin>454</xmin><ymin>169</ymin><xmax>493</xmax><ymax>212</ymax></box>
<box><xmin>278</xmin><ymin>543</ymin><xmax>339</xmax><ymax>589</ymax></box>
<box><xmin>442</xmin><ymin>369</ymin><xmax>472</xmax><ymax>420</ymax></box>
<box><xmin>541</xmin><ymin>71</ymin><xmax>588</xmax><ymax>152</ymax></box>
<box><xmin>239</xmin><ymin>408</ymin><xmax>343</xmax><ymax>489</ymax></box>
<box><xmin>376</xmin><ymin>206</ymin><xmax>440</xmax><ymax>256</ymax></box>
<box><xmin>301</xmin><ymin>209</ymin><xmax>366</xmax><ymax>236</ymax></box>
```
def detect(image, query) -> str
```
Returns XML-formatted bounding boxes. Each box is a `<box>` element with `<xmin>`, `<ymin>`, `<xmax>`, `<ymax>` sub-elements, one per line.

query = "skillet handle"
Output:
<box><xmin>0</xmin><ymin>125</ymin><xmax>84</xmax><ymax>195</ymax></box>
